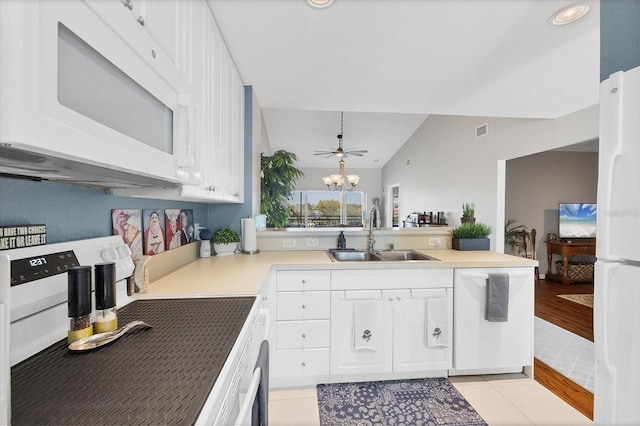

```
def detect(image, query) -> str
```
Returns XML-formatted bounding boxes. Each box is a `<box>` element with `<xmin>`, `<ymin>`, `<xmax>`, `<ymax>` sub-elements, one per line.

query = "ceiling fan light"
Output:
<box><xmin>347</xmin><ymin>175</ymin><xmax>360</xmax><ymax>186</ymax></box>
<box><xmin>322</xmin><ymin>176</ymin><xmax>333</xmax><ymax>186</ymax></box>
<box><xmin>550</xmin><ymin>3</ymin><xmax>589</xmax><ymax>25</ymax></box>
<box><xmin>330</xmin><ymin>174</ymin><xmax>342</xmax><ymax>184</ymax></box>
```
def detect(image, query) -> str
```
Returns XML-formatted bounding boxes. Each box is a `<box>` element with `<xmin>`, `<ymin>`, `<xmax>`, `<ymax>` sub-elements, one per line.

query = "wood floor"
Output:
<box><xmin>534</xmin><ymin>278</ymin><xmax>594</xmax><ymax>420</ymax></box>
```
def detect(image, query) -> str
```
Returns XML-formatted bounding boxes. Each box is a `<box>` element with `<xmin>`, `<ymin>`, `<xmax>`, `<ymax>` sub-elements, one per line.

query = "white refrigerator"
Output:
<box><xmin>595</xmin><ymin>64</ymin><xmax>640</xmax><ymax>424</ymax></box>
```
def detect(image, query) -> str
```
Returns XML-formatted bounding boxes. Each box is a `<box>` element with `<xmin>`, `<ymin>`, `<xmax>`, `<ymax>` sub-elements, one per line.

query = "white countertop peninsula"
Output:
<box><xmin>143</xmin><ymin>248</ymin><xmax>537</xmax><ymax>297</ymax></box>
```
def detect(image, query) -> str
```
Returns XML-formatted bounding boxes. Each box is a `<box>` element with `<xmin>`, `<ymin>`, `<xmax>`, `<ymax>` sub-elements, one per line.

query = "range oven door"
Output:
<box><xmin>0</xmin><ymin>1</ymin><xmax>198</xmax><ymax>185</ymax></box>
<box><xmin>199</xmin><ymin>300</ymin><xmax>269</xmax><ymax>425</ymax></box>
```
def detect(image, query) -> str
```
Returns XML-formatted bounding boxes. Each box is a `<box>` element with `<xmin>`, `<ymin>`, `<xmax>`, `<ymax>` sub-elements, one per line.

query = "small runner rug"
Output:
<box><xmin>317</xmin><ymin>377</ymin><xmax>487</xmax><ymax>426</ymax></box>
<box><xmin>557</xmin><ymin>294</ymin><xmax>594</xmax><ymax>308</ymax></box>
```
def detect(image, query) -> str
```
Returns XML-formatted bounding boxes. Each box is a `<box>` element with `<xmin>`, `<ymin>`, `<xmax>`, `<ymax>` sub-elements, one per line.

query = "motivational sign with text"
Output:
<box><xmin>0</xmin><ymin>224</ymin><xmax>47</xmax><ymax>250</ymax></box>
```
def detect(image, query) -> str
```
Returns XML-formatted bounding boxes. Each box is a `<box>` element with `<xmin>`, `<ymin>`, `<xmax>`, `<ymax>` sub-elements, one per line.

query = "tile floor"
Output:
<box><xmin>534</xmin><ymin>316</ymin><xmax>595</xmax><ymax>392</ymax></box>
<box><xmin>269</xmin><ymin>374</ymin><xmax>593</xmax><ymax>425</ymax></box>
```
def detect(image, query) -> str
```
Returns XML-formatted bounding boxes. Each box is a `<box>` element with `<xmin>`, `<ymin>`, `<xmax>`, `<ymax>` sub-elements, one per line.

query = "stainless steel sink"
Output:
<box><xmin>326</xmin><ymin>249</ymin><xmax>439</xmax><ymax>262</ymax></box>
<box><xmin>374</xmin><ymin>250</ymin><xmax>438</xmax><ymax>261</ymax></box>
<box><xmin>327</xmin><ymin>249</ymin><xmax>381</xmax><ymax>262</ymax></box>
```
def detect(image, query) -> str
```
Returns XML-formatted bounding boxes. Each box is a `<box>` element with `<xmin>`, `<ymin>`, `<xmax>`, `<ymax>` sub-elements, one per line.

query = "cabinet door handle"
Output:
<box><xmin>396</xmin><ymin>296</ymin><xmax>401</xmax><ymax>301</ymax></box>
<box><xmin>388</xmin><ymin>297</ymin><xmax>393</xmax><ymax>302</ymax></box>
<box><xmin>136</xmin><ymin>15</ymin><xmax>145</xmax><ymax>26</ymax></box>
<box><xmin>121</xmin><ymin>0</ymin><xmax>133</xmax><ymax>10</ymax></box>
<box><xmin>301</xmin><ymin>279</ymin><xmax>306</xmax><ymax>284</ymax></box>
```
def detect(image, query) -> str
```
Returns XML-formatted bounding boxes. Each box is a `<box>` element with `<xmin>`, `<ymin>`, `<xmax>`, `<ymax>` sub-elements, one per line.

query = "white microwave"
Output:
<box><xmin>0</xmin><ymin>1</ymin><xmax>198</xmax><ymax>186</ymax></box>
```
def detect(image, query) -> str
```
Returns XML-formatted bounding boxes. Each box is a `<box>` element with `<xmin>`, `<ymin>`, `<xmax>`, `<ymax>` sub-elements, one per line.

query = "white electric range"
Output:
<box><xmin>0</xmin><ymin>236</ymin><xmax>267</xmax><ymax>425</ymax></box>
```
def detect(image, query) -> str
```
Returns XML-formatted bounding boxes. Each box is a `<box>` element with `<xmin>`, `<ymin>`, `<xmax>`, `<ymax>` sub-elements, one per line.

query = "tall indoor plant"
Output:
<box><xmin>261</xmin><ymin>150</ymin><xmax>304</xmax><ymax>229</ymax></box>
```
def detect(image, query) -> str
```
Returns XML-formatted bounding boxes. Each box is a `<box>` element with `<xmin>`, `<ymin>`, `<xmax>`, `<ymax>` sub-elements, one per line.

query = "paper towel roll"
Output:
<box><xmin>242</xmin><ymin>218</ymin><xmax>258</xmax><ymax>253</ymax></box>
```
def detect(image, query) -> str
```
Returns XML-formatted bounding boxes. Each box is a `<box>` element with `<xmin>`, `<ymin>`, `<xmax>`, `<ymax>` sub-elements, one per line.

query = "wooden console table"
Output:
<box><xmin>546</xmin><ymin>240</ymin><xmax>596</xmax><ymax>285</ymax></box>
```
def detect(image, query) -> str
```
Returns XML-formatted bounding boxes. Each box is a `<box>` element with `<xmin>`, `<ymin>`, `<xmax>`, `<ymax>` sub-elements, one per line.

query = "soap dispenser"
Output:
<box><xmin>338</xmin><ymin>231</ymin><xmax>346</xmax><ymax>249</ymax></box>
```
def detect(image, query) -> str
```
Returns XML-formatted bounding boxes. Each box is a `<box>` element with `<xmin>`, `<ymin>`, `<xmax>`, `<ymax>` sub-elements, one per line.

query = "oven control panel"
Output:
<box><xmin>10</xmin><ymin>250</ymin><xmax>79</xmax><ymax>287</ymax></box>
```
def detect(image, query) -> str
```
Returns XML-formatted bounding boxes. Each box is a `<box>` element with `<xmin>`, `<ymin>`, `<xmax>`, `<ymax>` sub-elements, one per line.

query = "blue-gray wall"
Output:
<box><xmin>0</xmin><ymin>177</ymin><xmax>208</xmax><ymax>244</ymax></box>
<box><xmin>601</xmin><ymin>0</ymin><xmax>640</xmax><ymax>81</ymax></box>
<box><xmin>0</xmin><ymin>86</ymin><xmax>255</xmax><ymax>244</ymax></box>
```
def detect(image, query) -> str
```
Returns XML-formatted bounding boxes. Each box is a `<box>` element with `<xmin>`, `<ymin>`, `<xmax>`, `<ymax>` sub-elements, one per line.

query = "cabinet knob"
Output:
<box><xmin>301</xmin><ymin>334</ymin><xmax>306</xmax><ymax>338</ymax></box>
<box><xmin>121</xmin><ymin>0</ymin><xmax>133</xmax><ymax>10</ymax></box>
<box><xmin>388</xmin><ymin>297</ymin><xmax>393</xmax><ymax>302</ymax></box>
<box><xmin>301</xmin><ymin>304</ymin><xmax>306</xmax><ymax>309</ymax></box>
<box><xmin>301</xmin><ymin>279</ymin><xmax>306</xmax><ymax>284</ymax></box>
<box><xmin>301</xmin><ymin>362</ymin><xmax>306</xmax><ymax>367</ymax></box>
<box><xmin>137</xmin><ymin>15</ymin><xmax>145</xmax><ymax>26</ymax></box>
<box><xmin>396</xmin><ymin>296</ymin><xmax>401</xmax><ymax>301</ymax></box>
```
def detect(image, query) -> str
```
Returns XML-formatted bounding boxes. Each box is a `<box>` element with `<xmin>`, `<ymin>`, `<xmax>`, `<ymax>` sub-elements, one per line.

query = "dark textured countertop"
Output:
<box><xmin>11</xmin><ymin>297</ymin><xmax>255</xmax><ymax>425</ymax></box>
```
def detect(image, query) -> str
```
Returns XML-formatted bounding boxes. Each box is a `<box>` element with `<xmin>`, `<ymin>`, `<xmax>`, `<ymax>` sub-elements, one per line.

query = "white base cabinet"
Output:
<box><xmin>393</xmin><ymin>288</ymin><xmax>452</xmax><ymax>372</ymax></box>
<box><xmin>330</xmin><ymin>290</ymin><xmax>394</xmax><ymax>375</ymax></box>
<box><xmin>330</xmin><ymin>287</ymin><xmax>453</xmax><ymax>376</ymax></box>
<box><xmin>272</xmin><ymin>270</ymin><xmax>331</xmax><ymax>380</ymax></box>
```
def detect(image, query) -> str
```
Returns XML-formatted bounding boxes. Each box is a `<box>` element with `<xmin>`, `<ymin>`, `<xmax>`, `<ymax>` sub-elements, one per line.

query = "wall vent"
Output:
<box><xmin>475</xmin><ymin>123</ymin><xmax>488</xmax><ymax>139</ymax></box>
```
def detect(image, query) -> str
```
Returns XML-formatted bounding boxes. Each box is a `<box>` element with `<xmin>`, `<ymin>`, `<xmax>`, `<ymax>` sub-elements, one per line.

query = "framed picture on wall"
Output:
<box><xmin>165</xmin><ymin>208</ymin><xmax>182</xmax><ymax>250</ymax></box>
<box><xmin>111</xmin><ymin>209</ymin><xmax>143</xmax><ymax>262</ymax></box>
<box><xmin>142</xmin><ymin>209</ymin><xmax>165</xmax><ymax>255</ymax></box>
<box><xmin>179</xmin><ymin>209</ymin><xmax>195</xmax><ymax>244</ymax></box>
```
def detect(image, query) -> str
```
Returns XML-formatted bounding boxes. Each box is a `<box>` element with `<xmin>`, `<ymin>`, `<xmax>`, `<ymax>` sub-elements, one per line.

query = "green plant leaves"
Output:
<box><xmin>451</xmin><ymin>222</ymin><xmax>492</xmax><ymax>238</ymax></box>
<box><xmin>260</xmin><ymin>150</ymin><xmax>304</xmax><ymax>228</ymax></box>
<box><xmin>212</xmin><ymin>227</ymin><xmax>240</xmax><ymax>244</ymax></box>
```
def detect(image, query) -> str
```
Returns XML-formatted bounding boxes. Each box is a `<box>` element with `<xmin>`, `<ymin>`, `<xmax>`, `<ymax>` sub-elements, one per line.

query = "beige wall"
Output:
<box><xmin>505</xmin><ymin>150</ymin><xmax>598</xmax><ymax>275</ymax></box>
<box><xmin>381</xmin><ymin>105</ymin><xmax>599</xmax><ymax>251</ymax></box>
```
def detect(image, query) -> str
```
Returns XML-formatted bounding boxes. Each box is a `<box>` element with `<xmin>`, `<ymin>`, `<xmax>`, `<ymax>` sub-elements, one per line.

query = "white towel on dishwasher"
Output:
<box><xmin>426</xmin><ymin>298</ymin><xmax>449</xmax><ymax>348</ymax></box>
<box><xmin>353</xmin><ymin>299</ymin><xmax>377</xmax><ymax>351</ymax></box>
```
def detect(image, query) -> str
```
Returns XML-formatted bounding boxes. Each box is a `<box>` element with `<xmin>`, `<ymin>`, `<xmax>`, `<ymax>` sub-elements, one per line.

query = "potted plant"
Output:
<box><xmin>261</xmin><ymin>150</ymin><xmax>304</xmax><ymax>229</ymax></box>
<box><xmin>461</xmin><ymin>202</ymin><xmax>476</xmax><ymax>224</ymax></box>
<box><xmin>211</xmin><ymin>227</ymin><xmax>240</xmax><ymax>256</ymax></box>
<box><xmin>505</xmin><ymin>219</ymin><xmax>529</xmax><ymax>257</ymax></box>
<box><xmin>451</xmin><ymin>222</ymin><xmax>492</xmax><ymax>250</ymax></box>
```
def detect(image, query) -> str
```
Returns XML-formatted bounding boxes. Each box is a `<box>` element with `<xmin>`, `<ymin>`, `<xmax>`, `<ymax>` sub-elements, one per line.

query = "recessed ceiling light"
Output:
<box><xmin>550</xmin><ymin>3</ymin><xmax>589</xmax><ymax>26</ymax></box>
<box><xmin>307</xmin><ymin>0</ymin><xmax>333</xmax><ymax>9</ymax></box>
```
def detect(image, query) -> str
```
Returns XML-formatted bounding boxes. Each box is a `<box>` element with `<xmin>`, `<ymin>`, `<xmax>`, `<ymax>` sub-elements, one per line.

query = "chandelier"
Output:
<box><xmin>316</xmin><ymin>112</ymin><xmax>366</xmax><ymax>191</ymax></box>
<box><xmin>322</xmin><ymin>158</ymin><xmax>360</xmax><ymax>191</ymax></box>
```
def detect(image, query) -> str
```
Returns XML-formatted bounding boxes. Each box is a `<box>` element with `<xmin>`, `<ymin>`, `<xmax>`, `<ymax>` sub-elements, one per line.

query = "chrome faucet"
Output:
<box><xmin>368</xmin><ymin>201</ymin><xmax>381</xmax><ymax>252</ymax></box>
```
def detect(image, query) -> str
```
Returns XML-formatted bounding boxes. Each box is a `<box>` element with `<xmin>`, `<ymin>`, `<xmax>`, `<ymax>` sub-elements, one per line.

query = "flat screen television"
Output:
<box><xmin>558</xmin><ymin>203</ymin><xmax>597</xmax><ymax>239</ymax></box>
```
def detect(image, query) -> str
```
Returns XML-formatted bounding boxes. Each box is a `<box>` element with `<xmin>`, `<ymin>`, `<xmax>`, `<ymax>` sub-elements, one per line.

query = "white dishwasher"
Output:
<box><xmin>451</xmin><ymin>267</ymin><xmax>534</xmax><ymax>376</ymax></box>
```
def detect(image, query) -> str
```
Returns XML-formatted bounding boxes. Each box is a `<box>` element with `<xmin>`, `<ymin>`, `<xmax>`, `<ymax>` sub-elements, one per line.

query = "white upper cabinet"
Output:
<box><xmin>84</xmin><ymin>0</ymin><xmax>190</xmax><ymax>91</ymax></box>
<box><xmin>111</xmin><ymin>1</ymin><xmax>245</xmax><ymax>203</ymax></box>
<box><xmin>0</xmin><ymin>0</ymin><xmax>198</xmax><ymax>186</ymax></box>
<box><xmin>0</xmin><ymin>0</ymin><xmax>243</xmax><ymax>201</ymax></box>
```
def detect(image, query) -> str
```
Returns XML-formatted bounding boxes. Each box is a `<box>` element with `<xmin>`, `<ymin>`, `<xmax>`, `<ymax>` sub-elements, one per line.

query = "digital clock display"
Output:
<box><xmin>28</xmin><ymin>257</ymin><xmax>47</xmax><ymax>267</ymax></box>
<box><xmin>11</xmin><ymin>250</ymin><xmax>79</xmax><ymax>286</ymax></box>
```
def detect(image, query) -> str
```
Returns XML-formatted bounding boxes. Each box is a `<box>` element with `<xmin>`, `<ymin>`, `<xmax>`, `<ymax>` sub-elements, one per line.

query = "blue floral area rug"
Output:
<box><xmin>317</xmin><ymin>377</ymin><xmax>487</xmax><ymax>426</ymax></box>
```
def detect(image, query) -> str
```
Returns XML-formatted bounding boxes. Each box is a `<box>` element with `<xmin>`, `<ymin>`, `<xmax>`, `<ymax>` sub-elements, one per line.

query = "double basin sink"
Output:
<box><xmin>326</xmin><ymin>249</ymin><xmax>439</xmax><ymax>262</ymax></box>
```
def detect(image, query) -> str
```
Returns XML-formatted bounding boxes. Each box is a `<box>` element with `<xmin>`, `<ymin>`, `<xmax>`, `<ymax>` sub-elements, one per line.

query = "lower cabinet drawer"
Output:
<box><xmin>276</xmin><ymin>348</ymin><xmax>330</xmax><ymax>377</ymax></box>
<box><xmin>276</xmin><ymin>291</ymin><xmax>330</xmax><ymax>320</ymax></box>
<box><xmin>277</xmin><ymin>320</ymin><xmax>330</xmax><ymax>350</ymax></box>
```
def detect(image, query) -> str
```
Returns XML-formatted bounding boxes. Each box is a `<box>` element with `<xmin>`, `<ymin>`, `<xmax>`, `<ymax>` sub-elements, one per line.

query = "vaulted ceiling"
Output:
<box><xmin>208</xmin><ymin>0</ymin><xmax>600</xmax><ymax>168</ymax></box>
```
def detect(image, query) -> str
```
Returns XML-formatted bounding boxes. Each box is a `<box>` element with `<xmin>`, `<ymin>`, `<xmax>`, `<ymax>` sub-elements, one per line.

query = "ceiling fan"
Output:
<box><xmin>314</xmin><ymin>112</ymin><xmax>368</xmax><ymax>158</ymax></box>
